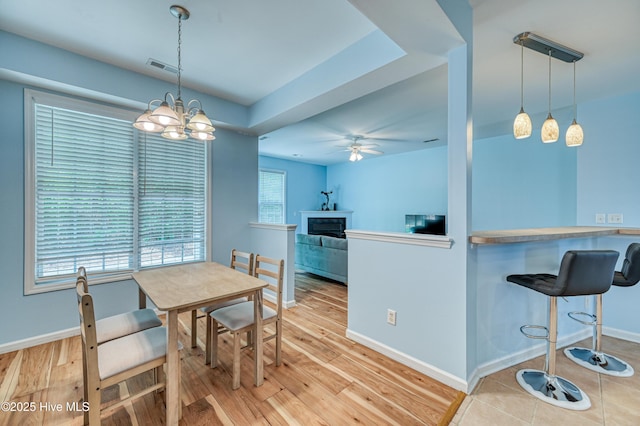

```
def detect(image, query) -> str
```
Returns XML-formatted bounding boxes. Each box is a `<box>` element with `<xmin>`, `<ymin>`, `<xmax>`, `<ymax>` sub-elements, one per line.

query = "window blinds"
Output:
<box><xmin>138</xmin><ymin>133</ymin><xmax>206</xmax><ymax>268</ymax></box>
<box><xmin>258</xmin><ymin>170</ymin><xmax>285</xmax><ymax>224</ymax></box>
<box><xmin>34</xmin><ymin>104</ymin><xmax>135</xmax><ymax>281</ymax></box>
<box><xmin>32</xmin><ymin>99</ymin><xmax>207</xmax><ymax>285</ymax></box>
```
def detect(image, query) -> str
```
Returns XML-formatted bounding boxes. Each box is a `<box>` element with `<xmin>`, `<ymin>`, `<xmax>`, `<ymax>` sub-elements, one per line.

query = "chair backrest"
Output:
<box><xmin>230</xmin><ymin>249</ymin><xmax>254</xmax><ymax>275</ymax></box>
<box><xmin>556</xmin><ymin>250</ymin><xmax>619</xmax><ymax>296</ymax></box>
<box><xmin>254</xmin><ymin>255</ymin><xmax>284</xmax><ymax>312</ymax></box>
<box><xmin>617</xmin><ymin>243</ymin><xmax>640</xmax><ymax>285</ymax></box>
<box><xmin>77</xmin><ymin>266</ymin><xmax>89</xmax><ymax>292</ymax></box>
<box><xmin>76</xmin><ymin>278</ymin><xmax>99</xmax><ymax>374</ymax></box>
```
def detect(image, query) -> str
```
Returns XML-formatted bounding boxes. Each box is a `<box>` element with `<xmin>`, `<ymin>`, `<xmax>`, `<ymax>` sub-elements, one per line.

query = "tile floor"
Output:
<box><xmin>451</xmin><ymin>336</ymin><xmax>640</xmax><ymax>425</ymax></box>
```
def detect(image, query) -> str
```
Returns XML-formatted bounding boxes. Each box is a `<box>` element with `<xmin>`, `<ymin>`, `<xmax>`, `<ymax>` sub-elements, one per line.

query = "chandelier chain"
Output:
<box><xmin>177</xmin><ymin>13</ymin><xmax>182</xmax><ymax>99</ymax></box>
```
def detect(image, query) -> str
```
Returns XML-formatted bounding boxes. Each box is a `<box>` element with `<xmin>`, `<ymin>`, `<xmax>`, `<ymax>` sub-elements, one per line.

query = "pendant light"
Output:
<box><xmin>134</xmin><ymin>5</ymin><xmax>215</xmax><ymax>141</ymax></box>
<box><xmin>541</xmin><ymin>50</ymin><xmax>559</xmax><ymax>143</ymax></box>
<box><xmin>513</xmin><ymin>41</ymin><xmax>532</xmax><ymax>139</ymax></box>
<box><xmin>566</xmin><ymin>60</ymin><xmax>584</xmax><ymax>147</ymax></box>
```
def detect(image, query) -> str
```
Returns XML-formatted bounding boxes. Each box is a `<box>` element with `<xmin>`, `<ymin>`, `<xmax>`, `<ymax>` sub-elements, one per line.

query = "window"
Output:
<box><xmin>24</xmin><ymin>90</ymin><xmax>208</xmax><ymax>294</ymax></box>
<box><xmin>258</xmin><ymin>169</ymin><xmax>285</xmax><ymax>224</ymax></box>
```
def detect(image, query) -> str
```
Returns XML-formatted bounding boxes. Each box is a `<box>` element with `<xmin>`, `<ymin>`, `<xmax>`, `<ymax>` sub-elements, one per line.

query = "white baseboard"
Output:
<box><xmin>264</xmin><ymin>292</ymin><xmax>296</xmax><ymax>309</ymax></box>
<box><xmin>603</xmin><ymin>326</ymin><xmax>640</xmax><ymax>344</ymax></box>
<box><xmin>0</xmin><ymin>326</ymin><xmax>80</xmax><ymax>354</ymax></box>
<box><xmin>346</xmin><ymin>328</ymin><xmax>469</xmax><ymax>393</ymax></box>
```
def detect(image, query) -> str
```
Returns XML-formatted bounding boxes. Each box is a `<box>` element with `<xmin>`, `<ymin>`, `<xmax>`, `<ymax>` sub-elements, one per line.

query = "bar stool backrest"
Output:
<box><xmin>556</xmin><ymin>250</ymin><xmax>619</xmax><ymax>296</ymax></box>
<box><xmin>617</xmin><ymin>243</ymin><xmax>640</xmax><ymax>286</ymax></box>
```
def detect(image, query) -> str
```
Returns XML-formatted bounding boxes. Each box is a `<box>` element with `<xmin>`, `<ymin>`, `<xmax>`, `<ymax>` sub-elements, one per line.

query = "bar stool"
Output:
<box><xmin>564</xmin><ymin>243</ymin><xmax>640</xmax><ymax>377</ymax></box>
<box><xmin>507</xmin><ymin>250</ymin><xmax>619</xmax><ymax>410</ymax></box>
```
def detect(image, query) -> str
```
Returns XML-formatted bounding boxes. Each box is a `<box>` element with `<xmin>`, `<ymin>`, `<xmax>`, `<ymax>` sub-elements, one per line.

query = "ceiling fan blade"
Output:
<box><xmin>361</xmin><ymin>148</ymin><xmax>383</xmax><ymax>155</ymax></box>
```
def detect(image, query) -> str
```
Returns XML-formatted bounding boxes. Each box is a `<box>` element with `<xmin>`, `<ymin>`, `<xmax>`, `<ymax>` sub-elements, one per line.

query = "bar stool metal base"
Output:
<box><xmin>564</xmin><ymin>347</ymin><xmax>634</xmax><ymax>377</ymax></box>
<box><xmin>516</xmin><ymin>369</ymin><xmax>591</xmax><ymax>411</ymax></box>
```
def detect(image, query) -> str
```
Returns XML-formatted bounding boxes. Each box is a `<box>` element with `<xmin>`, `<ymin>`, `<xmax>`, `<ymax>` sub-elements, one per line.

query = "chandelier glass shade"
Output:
<box><xmin>513</xmin><ymin>41</ymin><xmax>532</xmax><ymax>139</ymax></box>
<box><xmin>133</xmin><ymin>5</ymin><xmax>215</xmax><ymax>141</ymax></box>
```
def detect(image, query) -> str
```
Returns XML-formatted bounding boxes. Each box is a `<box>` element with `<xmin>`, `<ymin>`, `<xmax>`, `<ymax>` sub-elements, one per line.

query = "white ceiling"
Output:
<box><xmin>1</xmin><ymin>0</ymin><xmax>639</xmax><ymax>165</ymax></box>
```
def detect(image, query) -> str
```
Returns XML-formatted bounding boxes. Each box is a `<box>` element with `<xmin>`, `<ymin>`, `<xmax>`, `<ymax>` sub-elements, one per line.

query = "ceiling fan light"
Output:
<box><xmin>133</xmin><ymin>109</ymin><xmax>164</xmax><ymax>132</ymax></box>
<box><xmin>186</xmin><ymin>110</ymin><xmax>215</xmax><ymax>132</ymax></box>
<box><xmin>513</xmin><ymin>108</ymin><xmax>532</xmax><ymax>139</ymax></box>
<box><xmin>356</xmin><ymin>153</ymin><xmax>363</xmax><ymax>161</ymax></box>
<box><xmin>541</xmin><ymin>113</ymin><xmax>559</xmax><ymax>143</ymax></box>
<box><xmin>149</xmin><ymin>101</ymin><xmax>181</xmax><ymax>126</ymax></box>
<box><xmin>349</xmin><ymin>151</ymin><xmax>357</xmax><ymax>162</ymax></box>
<box><xmin>566</xmin><ymin>119</ymin><xmax>583</xmax><ymax>147</ymax></box>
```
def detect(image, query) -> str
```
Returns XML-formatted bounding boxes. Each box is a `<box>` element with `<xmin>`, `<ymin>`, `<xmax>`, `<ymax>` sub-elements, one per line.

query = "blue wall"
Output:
<box><xmin>258</xmin><ymin>156</ymin><xmax>327</xmax><ymax>230</ymax></box>
<box><xmin>327</xmin><ymin>146</ymin><xmax>449</xmax><ymax>232</ymax></box>
<box><xmin>576</xmin><ymin>91</ymin><xmax>640</xmax><ymax>226</ymax></box>
<box><xmin>0</xmin><ymin>33</ymin><xmax>258</xmax><ymax>346</ymax></box>
<box><xmin>472</xmin><ymin>130</ymin><xmax>577</xmax><ymax>230</ymax></box>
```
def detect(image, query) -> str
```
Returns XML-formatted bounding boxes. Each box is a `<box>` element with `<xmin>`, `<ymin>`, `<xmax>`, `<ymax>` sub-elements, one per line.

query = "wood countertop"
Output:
<box><xmin>469</xmin><ymin>226</ymin><xmax>640</xmax><ymax>245</ymax></box>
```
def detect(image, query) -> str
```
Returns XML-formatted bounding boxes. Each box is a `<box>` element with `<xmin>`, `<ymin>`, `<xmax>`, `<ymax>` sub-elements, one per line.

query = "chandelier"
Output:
<box><xmin>134</xmin><ymin>5</ymin><xmax>215</xmax><ymax>141</ymax></box>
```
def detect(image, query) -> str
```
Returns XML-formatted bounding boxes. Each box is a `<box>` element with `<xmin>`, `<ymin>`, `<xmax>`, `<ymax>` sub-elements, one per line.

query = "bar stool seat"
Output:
<box><xmin>507</xmin><ymin>250</ymin><xmax>619</xmax><ymax>411</ymax></box>
<box><xmin>564</xmin><ymin>242</ymin><xmax>640</xmax><ymax>377</ymax></box>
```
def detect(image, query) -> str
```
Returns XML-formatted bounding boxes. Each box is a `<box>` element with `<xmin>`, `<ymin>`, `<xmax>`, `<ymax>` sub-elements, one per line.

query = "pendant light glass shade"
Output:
<box><xmin>514</xmin><ymin>42</ymin><xmax>532</xmax><ymax>139</ymax></box>
<box><xmin>566</xmin><ymin>61</ymin><xmax>584</xmax><ymax>147</ymax></box>
<box><xmin>566</xmin><ymin>119</ymin><xmax>583</xmax><ymax>147</ymax></box>
<box><xmin>541</xmin><ymin>113</ymin><xmax>559</xmax><ymax>143</ymax></box>
<box><xmin>541</xmin><ymin>50</ymin><xmax>558</xmax><ymax>143</ymax></box>
<box><xmin>514</xmin><ymin>108</ymin><xmax>532</xmax><ymax>139</ymax></box>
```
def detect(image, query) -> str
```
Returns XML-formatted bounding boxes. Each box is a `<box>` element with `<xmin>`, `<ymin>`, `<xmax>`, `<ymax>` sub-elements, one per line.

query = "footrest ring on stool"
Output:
<box><xmin>519</xmin><ymin>324</ymin><xmax>548</xmax><ymax>340</ymax></box>
<box><xmin>567</xmin><ymin>311</ymin><xmax>596</xmax><ymax>326</ymax></box>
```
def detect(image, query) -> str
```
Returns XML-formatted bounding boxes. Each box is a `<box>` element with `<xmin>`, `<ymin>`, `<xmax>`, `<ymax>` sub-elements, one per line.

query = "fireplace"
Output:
<box><xmin>308</xmin><ymin>217</ymin><xmax>346</xmax><ymax>239</ymax></box>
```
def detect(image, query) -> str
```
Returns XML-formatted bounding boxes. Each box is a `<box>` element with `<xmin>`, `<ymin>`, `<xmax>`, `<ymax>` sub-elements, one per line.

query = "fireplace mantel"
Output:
<box><xmin>300</xmin><ymin>210</ymin><xmax>353</xmax><ymax>234</ymax></box>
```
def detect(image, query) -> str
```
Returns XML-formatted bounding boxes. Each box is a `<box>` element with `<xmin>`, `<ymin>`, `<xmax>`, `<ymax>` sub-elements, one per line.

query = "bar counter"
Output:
<box><xmin>470</xmin><ymin>226</ymin><xmax>640</xmax><ymax>245</ymax></box>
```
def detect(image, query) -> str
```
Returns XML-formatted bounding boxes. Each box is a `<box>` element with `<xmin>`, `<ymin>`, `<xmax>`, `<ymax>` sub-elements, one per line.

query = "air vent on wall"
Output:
<box><xmin>146</xmin><ymin>58</ymin><xmax>178</xmax><ymax>74</ymax></box>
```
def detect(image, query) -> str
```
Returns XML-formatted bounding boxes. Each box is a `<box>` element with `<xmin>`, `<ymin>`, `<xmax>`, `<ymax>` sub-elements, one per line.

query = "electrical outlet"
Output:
<box><xmin>608</xmin><ymin>213</ymin><xmax>623</xmax><ymax>224</ymax></box>
<box><xmin>595</xmin><ymin>213</ymin><xmax>606</xmax><ymax>224</ymax></box>
<box><xmin>387</xmin><ymin>309</ymin><xmax>397</xmax><ymax>326</ymax></box>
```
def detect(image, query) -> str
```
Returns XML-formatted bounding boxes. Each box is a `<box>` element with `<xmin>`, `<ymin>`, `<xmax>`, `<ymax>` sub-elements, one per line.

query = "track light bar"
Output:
<box><xmin>513</xmin><ymin>32</ymin><xmax>583</xmax><ymax>63</ymax></box>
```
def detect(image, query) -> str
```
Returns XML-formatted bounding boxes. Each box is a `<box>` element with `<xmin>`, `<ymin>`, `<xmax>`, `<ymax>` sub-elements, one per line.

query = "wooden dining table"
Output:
<box><xmin>132</xmin><ymin>262</ymin><xmax>268</xmax><ymax>426</ymax></box>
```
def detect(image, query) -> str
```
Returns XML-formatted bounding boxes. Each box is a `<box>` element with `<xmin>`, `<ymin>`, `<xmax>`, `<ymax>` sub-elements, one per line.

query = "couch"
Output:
<box><xmin>295</xmin><ymin>234</ymin><xmax>348</xmax><ymax>284</ymax></box>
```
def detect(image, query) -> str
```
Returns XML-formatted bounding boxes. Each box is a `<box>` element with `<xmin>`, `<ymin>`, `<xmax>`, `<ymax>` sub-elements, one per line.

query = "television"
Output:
<box><xmin>405</xmin><ymin>214</ymin><xmax>446</xmax><ymax>236</ymax></box>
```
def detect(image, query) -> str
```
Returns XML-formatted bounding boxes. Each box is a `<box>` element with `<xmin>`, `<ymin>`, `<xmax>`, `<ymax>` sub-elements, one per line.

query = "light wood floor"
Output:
<box><xmin>0</xmin><ymin>273</ymin><xmax>464</xmax><ymax>425</ymax></box>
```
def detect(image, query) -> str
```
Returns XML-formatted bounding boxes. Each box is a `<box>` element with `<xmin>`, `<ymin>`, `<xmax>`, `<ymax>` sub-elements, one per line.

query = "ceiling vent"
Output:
<box><xmin>146</xmin><ymin>58</ymin><xmax>178</xmax><ymax>74</ymax></box>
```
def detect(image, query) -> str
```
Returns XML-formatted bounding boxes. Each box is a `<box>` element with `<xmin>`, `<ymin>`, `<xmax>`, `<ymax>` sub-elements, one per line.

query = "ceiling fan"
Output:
<box><xmin>339</xmin><ymin>135</ymin><xmax>384</xmax><ymax>162</ymax></box>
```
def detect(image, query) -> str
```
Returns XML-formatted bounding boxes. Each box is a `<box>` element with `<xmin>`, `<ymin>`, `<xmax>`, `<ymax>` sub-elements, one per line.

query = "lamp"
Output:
<box><xmin>134</xmin><ymin>5</ymin><xmax>215</xmax><ymax>141</ymax></box>
<box><xmin>513</xmin><ymin>41</ymin><xmax>532</xmax><ymax>139</ymax></box>
<box><xmin>541</xmin><ymin>50</ymin><xmax>559</xmax><ymax>143</ymax></box>
<box><xmin>566</xmin><ymin>60</ymin><xmax>584</xmax><ymax>147</ymax></box>
<box><xmin>349</xmin><ymin>147</ymin><xmax>363</xmax><ymax>162</ymax></box>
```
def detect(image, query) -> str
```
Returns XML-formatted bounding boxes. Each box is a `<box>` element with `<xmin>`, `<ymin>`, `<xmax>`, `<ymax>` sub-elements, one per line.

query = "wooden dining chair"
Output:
<box><xmin>77</xmin><ymin>267</ymin><xmax>162</xmax><ymax>345</ymax></box>
<box><xmin>209</xmin><ymin>255</ymin><xmax>284</xmax><ymax>389</ymax></box>
<box><xmin>77</xmin><ymin>277</ymin><xmax>180</xmax><ymax>425</ymax></box>
<box><xmin>188</xmin><ymin>249</ymin><xmax>255</xmax><ymax>364</ymax></box>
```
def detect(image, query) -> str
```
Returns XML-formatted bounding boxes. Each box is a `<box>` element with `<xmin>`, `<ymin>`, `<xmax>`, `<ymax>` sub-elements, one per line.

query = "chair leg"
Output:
<box><xmin>275</xmin><ymin>318</ymin><xmax>282</xmax><ymax>367</ymax></box>
<box><xmin>191</xmin><ymin>310</ymin><xmax>198</xmax><ymax>348</ymax></box>
<box><xmin>232</xmin><ymin>331</ymin><xmax>241</xmax><ymax>390</ymax></box>
<box><xmin>205</xmin><ymin>315</ymin><xmax>212</xmax><ymax>365</ymax></box>
<box><xmin>81</xmin><ymin>345</ymin><xmax>89</xmax><ymax>426</ymax></box>
<box><xmin>516</xmin><ymin>296</ymin><xmax>591</xmax><ymax>410</ymax></box>
<box><xmin>86</xmin><ymin>379</ymin><xmax>101</xmax><ymax>425</ymax></box>
<box><xmin>564</xmin><ymin>294</ymin><xmax>634</xmax><ymax>376</ymax></box>
<box><xmin>210</xmin><ymin>318</ymin><xmax>219</xmax><ymax>368</ymax></box>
